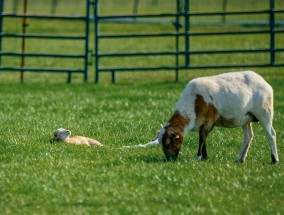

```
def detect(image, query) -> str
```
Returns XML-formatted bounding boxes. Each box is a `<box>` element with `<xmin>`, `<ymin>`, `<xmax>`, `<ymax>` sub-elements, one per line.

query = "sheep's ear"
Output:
<box><xmin>169</xmin><ymin>130</ymin><xmax>179</xmax><ymax>140</ymax></box>
<box><xmin>164</xmin><ymin>122</ymin><xmax>170</xmax><ymax>129</ymax></box>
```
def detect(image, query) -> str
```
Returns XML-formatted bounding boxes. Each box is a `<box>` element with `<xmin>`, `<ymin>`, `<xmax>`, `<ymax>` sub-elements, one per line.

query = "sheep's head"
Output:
<box><xmin>51</xmin><ymin>128</ymin><xmax>71</xmax><ymax>143</ymax></box>
<box><xmin>158</xmin><ymin>124</ymin><xmax>184</xmax><ymax>160</ymax></box>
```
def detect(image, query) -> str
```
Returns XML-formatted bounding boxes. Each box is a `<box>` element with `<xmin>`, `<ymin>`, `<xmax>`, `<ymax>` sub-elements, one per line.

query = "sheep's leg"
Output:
<box><xmin>236</xmin><ymin>123</ymin><xmax>254</xmax><ymax>163</ymax></box>
<box><xmin>196</xmin><ymin>125</ymin><xmax>211</xmax><ymax>161</ymax></box>
<box><xmin>196</xmin><ymin>136</ymin><xmax>206</xmax><ymax>161</ymax></box>
<box><xmin>202</xmin><ymin>142</ymin><xmax>207</xmax><ymax>159</ymax></box>
<box><xmin>196</xmin><ymin>139</ymin><xmax>208</xmax><ymax>160</ymax></box>
<box><xmin>262</xmin><ymin>122</ymin><xmax>278</xmax><ymax>164</ymax></box>
<box><xmin>253</xmin><ymin>108</ymin><xmax>278</xmax><ymax>164</ymax></box>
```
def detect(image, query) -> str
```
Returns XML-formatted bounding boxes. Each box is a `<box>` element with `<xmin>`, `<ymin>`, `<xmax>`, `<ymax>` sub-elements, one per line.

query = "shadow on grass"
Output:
<box><xmin>126</xmin><ymin>154</ymin><xmax>184</xmax><ymax>164</ymax></box>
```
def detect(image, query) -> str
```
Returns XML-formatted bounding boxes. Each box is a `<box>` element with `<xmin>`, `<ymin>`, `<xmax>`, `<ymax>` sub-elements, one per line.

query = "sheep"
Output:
<box><xmin>51</xmin><ymin>128</ymin><xmax>103</xmax><ymax>147</ymax></box>
<box><xmin>158</xmin><ymin>71</ymin><xmax>279</xmax><ymax>164</ymax></box>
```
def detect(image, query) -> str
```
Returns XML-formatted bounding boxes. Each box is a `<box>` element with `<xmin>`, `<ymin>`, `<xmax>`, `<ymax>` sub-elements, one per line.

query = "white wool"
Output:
<box><xmin>176</xmin><ymin>71</ymin><xmax>273</xmax><ymax>133</ymax></box>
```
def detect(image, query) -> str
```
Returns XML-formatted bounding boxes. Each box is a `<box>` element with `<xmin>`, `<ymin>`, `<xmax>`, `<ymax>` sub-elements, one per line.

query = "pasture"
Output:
<box><xmin>1</xmin><ymin>0</ymin><xmax>284</xmax><ymax>214</ymax></box>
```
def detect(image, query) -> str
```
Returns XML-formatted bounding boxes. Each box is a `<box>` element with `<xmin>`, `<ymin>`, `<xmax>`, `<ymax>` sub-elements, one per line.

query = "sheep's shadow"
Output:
<box><xmin>126</xmin><ymin>154</ymin><xmax>167</xmax><ymax>163</ymax></box>
<box><xmin>126</xmin><ymin>154</ymin><xmax>186</xmax><ymax>164</ymax></box>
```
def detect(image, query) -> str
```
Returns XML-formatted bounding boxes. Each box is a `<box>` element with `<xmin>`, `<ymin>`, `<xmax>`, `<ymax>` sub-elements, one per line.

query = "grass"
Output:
<box><xmin>1</xmin><ymin>0</ymin><xmax>284</xmax><ymax>214</ymax></box>
<box><xmin>1</xmin><ymin>78</ymin><xmax>284</xmax><ymax>214</ymax></box>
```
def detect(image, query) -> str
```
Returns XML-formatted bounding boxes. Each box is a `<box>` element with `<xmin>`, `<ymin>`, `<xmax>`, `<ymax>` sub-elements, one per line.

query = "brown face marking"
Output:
<box><xmin>162</xmin><ymin>111</ymin><xmax>190</xmax><ymax>160</ymax></box>
<box><xmin>195</xmin><ymin>94</ymin><xmax>219</xmax><ymax>130</ymax></box>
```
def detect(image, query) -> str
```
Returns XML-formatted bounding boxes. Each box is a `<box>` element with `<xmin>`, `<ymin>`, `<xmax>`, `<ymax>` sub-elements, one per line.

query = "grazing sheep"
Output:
<box><xmin>158</xmin><ymin>71</ymin><xmax>279</xmax><ymax>164</ymax></box>
<box><xmin>51</xmin><ymin>128</ymin><xmax>103</xmax><ymax>147</ymax></box>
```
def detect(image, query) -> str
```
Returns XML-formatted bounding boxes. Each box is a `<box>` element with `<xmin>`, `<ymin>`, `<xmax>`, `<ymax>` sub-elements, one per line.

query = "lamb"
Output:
<box><xmin>158</xmin><ymin>71</ymin><xmax>279</xmax><ymax>164</ymax></box>
<box><xmin>51</xmin><ymin>128</ymin><xmax>103</xmax><ymax>147</ymax></box>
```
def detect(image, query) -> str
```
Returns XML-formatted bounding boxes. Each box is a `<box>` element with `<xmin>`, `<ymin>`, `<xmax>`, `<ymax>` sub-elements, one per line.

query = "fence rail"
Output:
<box><xmin>93</xmin><ymin>0</ymin><xmax>284</xmax><ymax>83</ymax></box>
<box><xmin>1</xmin><ymin>0</ymin><xmax>284</xmax><ymax>83</ymax></box>
<box><xmin>0</xmin><ymin>0</ymin><xmax>91</xmax><ymax>83</ymax></box>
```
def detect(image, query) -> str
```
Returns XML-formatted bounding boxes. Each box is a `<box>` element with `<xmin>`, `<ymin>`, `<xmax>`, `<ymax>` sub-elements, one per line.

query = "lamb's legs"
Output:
<box><xmin>138</xmin><ymin>139</ymin><xmax>159</xmax><ymax>148</ymax></box>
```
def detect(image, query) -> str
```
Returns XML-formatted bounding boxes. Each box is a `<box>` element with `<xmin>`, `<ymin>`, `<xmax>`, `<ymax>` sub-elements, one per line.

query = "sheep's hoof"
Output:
<box><xmin>235</xmin><ymin>160</ymin><xmax>244</xmax><ymax>164</ymax></box>
<box><xmin>138</xmin><ymin>144</ymin><xmax>146</xmax><ymax>148</ymax></box>
<box><xmin>271</xmin><ymin>154</ymin><xmax>279</xmax><ymax>164</ymax></box>
<box><xmin>195</xmin><ymin>155</ymin><xmax>206</xmax><ymax>161</ymax></box>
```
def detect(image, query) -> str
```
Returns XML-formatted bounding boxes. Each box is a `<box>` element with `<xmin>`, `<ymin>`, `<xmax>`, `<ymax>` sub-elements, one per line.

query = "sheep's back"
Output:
<box><xmin>178</xmin><ymin>71</ymin><xmax>273</xmax><ymax>119</ymax></box>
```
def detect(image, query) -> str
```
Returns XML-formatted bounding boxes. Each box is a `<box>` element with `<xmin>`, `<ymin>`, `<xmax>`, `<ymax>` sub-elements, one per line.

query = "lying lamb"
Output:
<box><xmin>51</xmin><ymin>128</ymin><xmax>103</xmax><ymax>147</ymax></box>
<box><xmin>158</xmin><ymin>71</ymin><xmax>279</xmax><ymax>164</ymax></box>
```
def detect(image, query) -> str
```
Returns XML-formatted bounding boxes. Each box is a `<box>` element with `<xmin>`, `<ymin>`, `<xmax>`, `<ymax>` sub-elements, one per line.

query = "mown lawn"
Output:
<box><xmin>0</xmin><ymin>74</ymin><xmax>284</xmax><ymax>214</ymax></box>
<box><xmin>1</xmin><ymin>0</ymin><xmax>284</xmax><ymax>214</ymax></box>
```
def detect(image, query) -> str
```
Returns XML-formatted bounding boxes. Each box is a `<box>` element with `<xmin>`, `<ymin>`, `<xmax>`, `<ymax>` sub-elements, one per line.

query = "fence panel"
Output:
<box><xmin>0</xmin><ymin>0</ymin><xmax>90</xmax><ymax>83</ymax></box>
<box><xmin>1</xmin><ymin>0</ymin><xmax>283</xmax><ymax>83</ymax></box>
<box><xmin>93</xmin><ymin>0</ymin><xmax>284</xmax><ymax>83</ymax></box>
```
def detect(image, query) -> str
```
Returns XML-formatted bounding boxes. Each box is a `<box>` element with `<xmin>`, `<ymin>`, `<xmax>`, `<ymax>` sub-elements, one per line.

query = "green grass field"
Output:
<box><xmin>1</xmin><ymin>1</ymin><xmax>284</xmax><ymax>214</ymax></box>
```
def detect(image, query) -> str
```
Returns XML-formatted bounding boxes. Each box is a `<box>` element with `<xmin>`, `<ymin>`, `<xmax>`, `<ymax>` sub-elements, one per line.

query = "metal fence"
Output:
<box><xmin>93</xmin><ymin>0</ymin><xmax>284</xmax><ymax>83</ymax></box>
<box><xmin>0</xmin><ymin>0</ymin><xmax>91</xmax><ymax>83</ymax></box>
<box><xmin>0</xmin><ymin>0</ymin><xmax>284</xmax><ymax>83</ymax></box>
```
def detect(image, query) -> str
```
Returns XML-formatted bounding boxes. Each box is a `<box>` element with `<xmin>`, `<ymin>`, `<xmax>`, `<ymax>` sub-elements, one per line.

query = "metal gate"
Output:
<box><xmin>0</xmin><ymin>0</ymin><xmax>91</xmax><ymax>83</ymax></box>
<box><xmin>93</xmin><ymin>0</ymin><xmax>284</xmax><ymax>83</ymax></box>
<box><xmin>1</xmin><ymin>1</ymin><xmax>284</xmax><ymax>83</ymax></box>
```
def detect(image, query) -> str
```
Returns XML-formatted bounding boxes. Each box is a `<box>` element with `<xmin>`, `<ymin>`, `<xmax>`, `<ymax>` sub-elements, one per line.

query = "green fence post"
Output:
<box><xmin>184</xmin><ymin>0</ymin><xmax>190</xmax><ymax>68</ymax></box>
<box><xmin>222</xmin><ymin>0</ymin><xmax>228</xmax><ymax>23</ymax></box>
<box><xmin>67</xmin><ymin>72</ymin><xmax>71</xmax><ymax>83</ymax></box>
<box><xmin>51</xmin><ymin>0</ymin><xmax>57</xmax><ymax>15</ymax></box>
<box><xmin>13</xmin><ymin>0</ymin><xmax>18</xmax><ymax>13</ymax></box>
<box><xmin>111</xmin><ymin>70</ymin><xmax>116</xmax><ymax>83</ymax></box>
<box><xmin>269</xmin><ymin>0</ymin><xmax>275</xmax><ymax>65</ymax></box>
<box><xmin>0</xmin><ymin>0</ymin><xmax>4</xmax><ymax>67</ymax></box>
<box><xmin>174</xmin><ymin>0</ymin><xmax>181</xmax><ymax>82</ymax></box>
<box><xmin>83</xmin><ymin>0</ymin><xmax>90</xmax><ymax>83</ymax></box>
<box><xmin>94</xmin><ymin>0</ymin><xmax>99</xmax><ymax>83</ymax></box>
<box><xmin>20</xmin><ymin>0</ymin><xmax>28</xmax><ymax>84</ymax></box>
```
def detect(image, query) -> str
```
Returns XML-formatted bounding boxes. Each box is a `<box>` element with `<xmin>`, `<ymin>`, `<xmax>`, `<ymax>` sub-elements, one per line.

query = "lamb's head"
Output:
<box><xmin>51</xmin><ymin>128</ymin><xmax>71</xmax><ymax>143</ymax></box>
<box><xmin>158</xmin><ymin>124</ymin><xmax>184</xmax><ymax>160</ymax></box>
